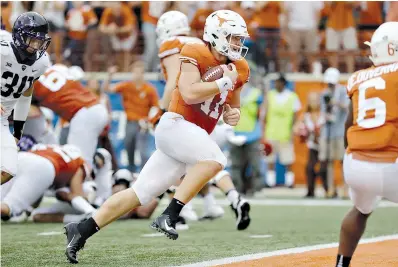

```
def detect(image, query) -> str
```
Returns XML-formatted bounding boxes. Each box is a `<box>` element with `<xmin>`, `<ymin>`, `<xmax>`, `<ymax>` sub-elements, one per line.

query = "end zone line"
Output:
<box><xmin>175</xmin><ymin>234</ymin><xmax>398</xmax><ymax>267</ymax></box>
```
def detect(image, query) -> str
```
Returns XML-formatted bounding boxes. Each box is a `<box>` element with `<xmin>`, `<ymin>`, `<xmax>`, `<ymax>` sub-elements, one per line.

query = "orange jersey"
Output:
<box><xmin>158</xmin><ymin>36</ymin><xmax>204</xmax><ymax>80</ymax></box>
<box><xmin>113</xmin><ymin>81</ymin><xmax>159</xmax><ymax>121</ymax></box>
<box><xmin>66</xmin><ymin>5</ymin><xmax>98</xmax><ymax>40</ymax></box>
<box><xmin>34</xmin><ymin>68</ymin><xmax>99</xmax><ymax>121</ymax></box>
<box><xmin>169</xmin><ymin>43</ymin><xmax>250</xmax><ymax>134</ymax></box>
<box><xmin>346</xmin><ymin>62</ymin><xmax>398</xmax><ymax>163</ymax></box>
<box><xmin>30</xmin><ymin>144</ymin><xmax>86</xmax><ymax>189</ymax></box>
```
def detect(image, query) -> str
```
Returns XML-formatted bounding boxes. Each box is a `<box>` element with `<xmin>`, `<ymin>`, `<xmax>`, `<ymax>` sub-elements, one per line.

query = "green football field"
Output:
<box><xmin>2</xmin><ymin>194</ymin><xmax>398</xmax><ymax>267</ymax></box>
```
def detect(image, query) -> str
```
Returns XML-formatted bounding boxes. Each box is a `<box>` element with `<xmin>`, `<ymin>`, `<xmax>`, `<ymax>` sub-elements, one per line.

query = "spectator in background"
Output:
<box><xmin>141</xmin><ymin>1</ymin><xmax>168</xmax><ymax>72</ymax></box>
<box><xmin>386</xmin><ymin>1</ymin><xmax>398</xmax><ymax>22</ymax></box>
<box><xmin>253</xmin><ymin>2</ymin><xmax>283</xmax><ymax>72</ymax></box>
<box><xmin>294</xmin><ymin>92</ymin><xmax>327</xmax><ymax>198</ymax></box>
<box><xmin>318</xmin><ymin>68</ymin><xmax>349</xmax><ymax>198</ymax></box>
<box><xmin>357</xmin><ymin>2</ymin><xmax>383</xmax><ymax>49</ymax></box>
<box><xmin>324</xmin><ymin>2</ymin><xmax>358</xmax><ymax>73</ymax></box>
<box><xmin>10</xmin><ymin>1</ymin><xmax>34</xmax><ymax>25</ymax></box>
<box><xmin>264</xmin><ymin>74</ymin><xmax>301</xmax><ymax>188</ymax></box>
<box><xmin>64</xmin><ymin>1</ymin><xmax>97</xmax><ymax>69</ymax></box>
<box><xmin>1</xmin><ymin>1</ymin><xmax>13</xmax><ymax>31</ymax></box>
<box><xmin>34</xmin><ymin>1</ymin><xmax>66</xmax><ymax>64</ymax></box>
<box><xmin>284</xmin><ymin>1</ymin><xmax>323</xmax><ymax>73</ymax></box>
<box><xmin>100</xmin><ymin>2</ymin><xmax>137</xmax><ymax>72</ymax></box>
<box><xmin>229</xmin><ymin>74</ymin><xmax>264</xmax><ymax>195</ymax></box>
<box><xmin>189</xmin><ymin>2</ymin><xmax>214</xmax><ymax>39</ymax></box>
<box><xmin>237</xmin><ymin>2</ymin><xmax>260</xmax><ymax>69</ymax></box>
<box><xmin>103</xmin><ymin>62</ymin><xmax>159</xmax><ymax>172</ymax></box>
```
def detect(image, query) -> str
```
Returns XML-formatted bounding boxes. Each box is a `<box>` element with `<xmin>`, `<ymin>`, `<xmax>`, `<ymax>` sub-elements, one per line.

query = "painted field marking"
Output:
<box><xmin>37</xmin><ymin>231</ymin><xmax>64</xmax><ymax>236</ymax></box>
<box><xmin>141</xmin><ymin>233</ymin><xmax>164</xmax><ymax>237</ymax></box>
<box><xmin>249</xmin><ymin>235</ymin><xmax>272</xmax><ymax>239</ymax></box>
<box><xmin>176</xmin><ymin>234</ymin><xmax>398</xmax><ymax>267</ymax></box>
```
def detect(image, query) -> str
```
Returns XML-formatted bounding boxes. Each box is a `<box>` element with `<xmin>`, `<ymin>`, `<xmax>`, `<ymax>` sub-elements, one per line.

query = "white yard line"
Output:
<box><xmin>176</xmin><ymin>234</ymin><xmax>398</xmax><ymax>267</ymax></box>
<box><xmin>37</xmin><ymin>231</ymin><xmax>64</xmax><ymax>236</ymax></box>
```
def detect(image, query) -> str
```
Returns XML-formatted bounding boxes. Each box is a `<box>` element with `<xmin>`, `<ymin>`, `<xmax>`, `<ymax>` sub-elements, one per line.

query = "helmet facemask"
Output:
<box><xmin>225</xmin><ymin>34</ymin><xmax>248</xmax><ymax>61</ymax></box>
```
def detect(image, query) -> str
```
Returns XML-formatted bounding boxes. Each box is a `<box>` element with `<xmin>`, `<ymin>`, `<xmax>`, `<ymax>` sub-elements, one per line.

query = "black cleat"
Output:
<box><xmin>64</xmin><ymin>222</ymin><xmax>86</xmax><ymax>264</ymax></box>
<box><xmin>150</xmin><ymin>214</ymin><xmax>178</xmax><ymax>240</ymax></box>
<box><xmin>232</xmin><ymin>197</ymin><xmax>251</xmax><ymax>231</ymax></box>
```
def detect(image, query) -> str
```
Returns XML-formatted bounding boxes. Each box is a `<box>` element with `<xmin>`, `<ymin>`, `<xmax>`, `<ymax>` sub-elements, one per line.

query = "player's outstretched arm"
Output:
<box><xmin>13</xmin><ymin>86</ymin><xmax>34</xmax><ymax>141</ymax></box>
<box><xmin>179</xmin><ymin>63</ymin><xmax>237</xmax><ymax>105</ymax></box>
<box><xmin>69</xmin><ymin>167</ymin><xmax>96</xmax><ymax>214</ymax></box>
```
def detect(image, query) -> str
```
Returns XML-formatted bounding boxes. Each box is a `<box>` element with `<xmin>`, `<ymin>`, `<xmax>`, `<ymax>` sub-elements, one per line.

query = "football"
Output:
<box><xmin>202</xmin><ymin>64</ymin><xmax>233</xmax><ymax>82</ymax></box>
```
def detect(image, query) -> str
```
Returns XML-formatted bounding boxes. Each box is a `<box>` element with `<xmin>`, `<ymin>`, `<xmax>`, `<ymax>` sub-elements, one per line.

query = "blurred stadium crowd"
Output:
<box><xmin>1</xmin><ymin>1</ymin><xmax>397</xmax><ymax>73</ymax></box>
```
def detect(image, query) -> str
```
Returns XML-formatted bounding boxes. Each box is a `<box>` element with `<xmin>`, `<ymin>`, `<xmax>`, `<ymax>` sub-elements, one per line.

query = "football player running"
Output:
<box><xmin>336</xmin><ymin>22</ymin><xmax>398</xmax><ymax>267</ymax></box>
<box><xmin>1</xmin><ymin>12</ymin><xmax>51</xmax><ymax>184</ymax></box>
<box><xmin>153</xmin><ymin>10</ymin><xmax>251</xmax><ymax>227</ymax></box>
<box><xmin>63</xmin><ymin>10</ymin><xmax>250</xmax><ymax>264</ymax></box>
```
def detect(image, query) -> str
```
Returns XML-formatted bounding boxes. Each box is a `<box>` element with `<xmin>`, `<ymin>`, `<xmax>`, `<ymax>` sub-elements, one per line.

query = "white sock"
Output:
<box><xmin>227</xmin><ymin>189</ymin><xmax>239</xmax><ymax>208</ymax></box>
<box><xmin>266</xmin><ymin>170</ymin><xmax>276</xmax><ymax>187</ymax></box>
<box><xmin>203</xmin><ymin>193</ymin><xmax>217</xmax><ymax>208</ymax></box>
<box><xmin>285</xmin><ymin>171</ymin><xmax>295</xmax><ymax>187</ymax></box>
<box><xmin>63</xmin><ymin>214</ymin><xmax>85</xmax><ymax>224</ymax></box>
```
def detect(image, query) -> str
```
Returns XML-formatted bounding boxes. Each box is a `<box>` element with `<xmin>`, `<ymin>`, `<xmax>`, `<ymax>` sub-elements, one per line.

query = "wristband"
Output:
<box><xmin>215</xmin><ymin>77</ymin><xmax>233</xmax><ymax>93</ymax></box>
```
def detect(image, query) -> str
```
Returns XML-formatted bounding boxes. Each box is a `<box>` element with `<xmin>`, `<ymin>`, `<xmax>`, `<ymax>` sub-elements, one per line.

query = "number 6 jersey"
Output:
<box><xmin>0</xmin><ymin>40</ymin><xmax>50</xmax><ymax>120</ymax></box>
<box><xmin>168</xmin><ymin>42</ymin><xmax>250</xmax><ymax>134</ymax></box>
<box><xmin>346</xmin><ymin>62</ymin><xmax>398</xmax><ymax>162</ymax></box>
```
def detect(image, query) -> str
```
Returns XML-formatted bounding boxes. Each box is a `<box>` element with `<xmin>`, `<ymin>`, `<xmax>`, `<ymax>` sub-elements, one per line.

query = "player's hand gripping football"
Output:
<box><xmin>221</xmin><ymin>64</ymin><xmax>238</xmax><ymax>85</ymax></box>
<box><xmin>223</xmin><ymin>104</ymin><xmax>240</xmax><ymax>126</ymax></box>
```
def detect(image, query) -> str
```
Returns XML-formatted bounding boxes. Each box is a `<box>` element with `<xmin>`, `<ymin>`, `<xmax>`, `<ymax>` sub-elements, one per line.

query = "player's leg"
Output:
<box><xmin>2</xmin><ymin>152</ymin><xmax>55</xmax><ymax>219</ymax></box>
<box><xmin>211</xmin><ymin>170</ymin><xmax>251</xmax><ymax>230</ymax></box>
<box><xmin>64</xmin><ymin>149</ymin><xmax>185</xmax><ymax>263</ymax></box>
<box><xmin>265</xmin><ymin>140</ymin><xmax>278</xmax><ymax>187</ymax></box>
<box><xmin>279</xmin><ymin>141</ymin><xmax>295</xmax><ymax>187</ymax></box>
<box><xmin>67</xmin><ymin>104</ymin><xmax>108</xmax><ymax>169</ymax></box>
<box><xmin>199</xmin><ymin>183</ymin><xmax>224</xmax><ymax>220</ymax></box>
<box><xmin>92</xmin><ymin>148</ymin><xmax>113</xmax><ymax>206</ymax></box>
<box><xmin>32</xmin><ymin>201</ymin><xmax>87</xmax><ymax>223</ymax></box>
<box><xmin>381</xmin><ymin>162</ymin><xmax>398</xmax><ymax>204</ymax></box>
<box><xmin>1</xmin><ymin>123</ymin><xmax>18</xmax><ymax>185</ymax></box>
<box><xmin>336</xmin><ymin>154</ymin><xmax>383</xmax><ymax>267</ymax></box>
<box><xmin>151</xmin><ymin>113</ymin><xmax>226</xmax><ymax>239</ymax></box>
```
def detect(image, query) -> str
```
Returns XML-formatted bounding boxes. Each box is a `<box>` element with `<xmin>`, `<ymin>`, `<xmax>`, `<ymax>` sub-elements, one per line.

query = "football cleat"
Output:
<box><xmin>200</xmin><ymin>204</ymin><xmax>224</xmax><ymax>221</ymax></box>
<box><xmin>150</xmin><ymin>214</ymin><xmax>178</xmax><ymax>240</ymax></box>
<box><xmin>175</xmin><ymin>216</ymin><xmax>189</xmax><ymax>231</ymax></box>
<box><xmin>232</xmin><ymin>197</ymin><xmax>251</xmax><ymax>231</ymax></box>
<box><xmin>180</xmin><ymin>202</ymin><xmax>199</xmax><ymax>221</ymax></box>
<box><xmin>64</xmin><ymin>222</ymin><xmax>86</xmax><ymax>264</ymax></box>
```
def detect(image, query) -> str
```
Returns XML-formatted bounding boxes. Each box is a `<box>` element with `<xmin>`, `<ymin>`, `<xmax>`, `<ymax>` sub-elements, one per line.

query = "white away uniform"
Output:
<box><xmin>0</xmin><ymin>41</ymin><xmax>50</xmax><ymax>176</ymax></box>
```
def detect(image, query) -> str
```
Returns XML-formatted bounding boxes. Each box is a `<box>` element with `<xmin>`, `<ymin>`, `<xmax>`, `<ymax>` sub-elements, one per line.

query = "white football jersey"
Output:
<box><xmin>0</xmin><ymin>40</ymin><xmax>50</xmax><ymax>120</ymax></box>
<box><xmin>0</xmin><ymin>30</ymin><xmax>12</xmax><ymax>42</ymax></box>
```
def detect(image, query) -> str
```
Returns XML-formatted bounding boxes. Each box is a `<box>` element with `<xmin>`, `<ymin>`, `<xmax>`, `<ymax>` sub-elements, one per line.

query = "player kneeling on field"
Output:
<box><xmin>1</xmin><ymin>144</ymin><xmax>94</xmax><ymax>221</ymax></box>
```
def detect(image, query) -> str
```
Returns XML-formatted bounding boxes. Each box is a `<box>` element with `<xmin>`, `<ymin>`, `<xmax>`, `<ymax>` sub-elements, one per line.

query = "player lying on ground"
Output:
<box><xmin>63</xmin><ymin>10</ymin><xmax>250</xmax><ymax>264</ymax></box>
<box><xmin>1</xmin><ymin>144</ymin><xmax>94</xmax><ymax>221</ymax></box>
<box><xmin>150</xmin><ymin>10</ymin><xmax>251</xmax><ymax>224</ymax></box>
<box><xmin>336</xmin><ymin>22</ymin><xmax>398</xmax><ymax>267</ymax></box>
<box><xmin>1</xmin><ymin>12</ymin><xmax>51</xmax><ymax>185</ymax></box>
